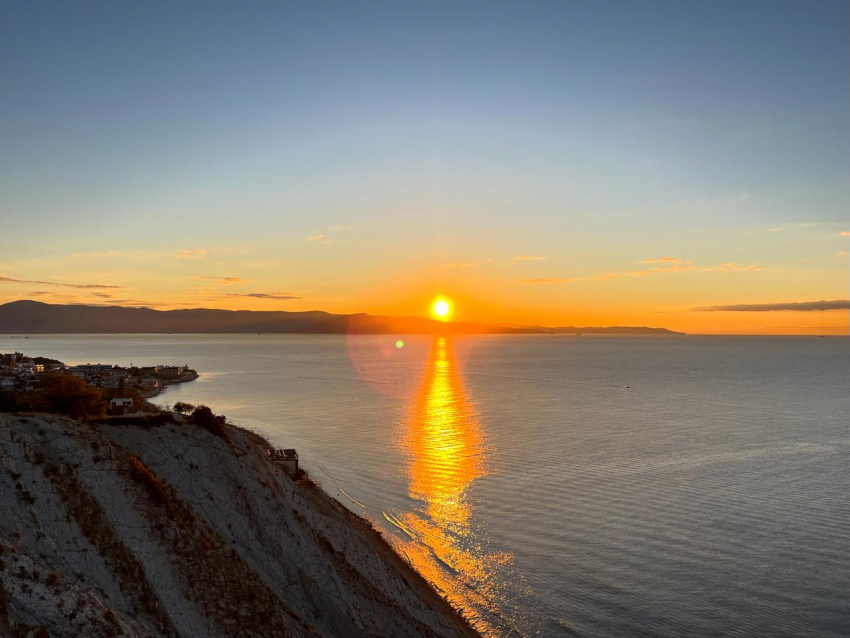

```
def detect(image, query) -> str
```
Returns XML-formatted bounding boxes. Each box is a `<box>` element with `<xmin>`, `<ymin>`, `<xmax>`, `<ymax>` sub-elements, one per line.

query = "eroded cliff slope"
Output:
<box><xmin>0</xmin><ymin>413</ymin><xmax>479</xmax><ymax>638</ymax></box>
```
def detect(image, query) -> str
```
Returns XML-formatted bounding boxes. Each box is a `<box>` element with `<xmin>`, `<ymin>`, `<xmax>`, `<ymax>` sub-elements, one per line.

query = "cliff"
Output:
<box><xmin>0</xmin><ymin>412</ymin><xmax>480</xmax><ymax>638</ymax></box>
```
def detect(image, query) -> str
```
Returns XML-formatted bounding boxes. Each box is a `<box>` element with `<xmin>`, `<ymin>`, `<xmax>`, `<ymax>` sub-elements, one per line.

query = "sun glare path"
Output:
<box><xmin>387</xmin><ymin>336</ymin><xmax>514</xmax><ymax>637</ymax></box>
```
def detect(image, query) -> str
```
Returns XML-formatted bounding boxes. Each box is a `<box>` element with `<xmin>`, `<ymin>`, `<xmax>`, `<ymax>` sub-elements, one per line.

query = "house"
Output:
<box><xmin>0</xmin><ymin>377</ymin><xmax>14</xmax><ymax>391</ymax></box>
<box><xmin>268</xmin><ymin>448</ymin><xmax>299</xmax><ymax>474</ymax></box>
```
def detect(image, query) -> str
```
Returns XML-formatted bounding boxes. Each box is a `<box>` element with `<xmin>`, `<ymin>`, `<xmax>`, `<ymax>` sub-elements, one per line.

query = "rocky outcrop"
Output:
<box><xmin>0</xmin><ymin>413</ymin><xmax>479</xmax><ymax>638</ymax></box>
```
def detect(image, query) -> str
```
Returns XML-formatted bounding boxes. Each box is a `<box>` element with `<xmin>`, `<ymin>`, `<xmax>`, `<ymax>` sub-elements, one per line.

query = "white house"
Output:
<box><xmin>109</xmin><ymin>397</ymin><xmax>134</xmax><ymax>409</ymax></box>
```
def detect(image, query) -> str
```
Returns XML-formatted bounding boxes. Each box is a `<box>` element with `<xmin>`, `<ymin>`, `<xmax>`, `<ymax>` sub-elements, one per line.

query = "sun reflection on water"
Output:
<box><xmin>390</xmin><ymin>337</ymin><xmax>514</xmax><ymax>637</ymax></box>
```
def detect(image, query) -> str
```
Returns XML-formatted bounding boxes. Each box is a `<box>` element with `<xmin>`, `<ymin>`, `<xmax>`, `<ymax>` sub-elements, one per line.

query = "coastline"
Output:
<box><xmin>139</xmin><ymin>369</ymin><xmax>199</xmax><ymax>398</ymax></box>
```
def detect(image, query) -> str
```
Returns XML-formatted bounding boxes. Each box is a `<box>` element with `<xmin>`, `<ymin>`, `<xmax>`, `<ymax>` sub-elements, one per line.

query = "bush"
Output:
<box><xmin>0</xmin><ymin>390</ymin><xmax>15</xmax><ymax>412</ymax></box>
<box><xmin>190</xmin><ymin>405</ymin><xmax>229</xmax><ymax>440</ymax></box>
<box><xmin>128</xmin><ymin>455</ymin><xmax>184</xmax><ymax>527</ymax></box>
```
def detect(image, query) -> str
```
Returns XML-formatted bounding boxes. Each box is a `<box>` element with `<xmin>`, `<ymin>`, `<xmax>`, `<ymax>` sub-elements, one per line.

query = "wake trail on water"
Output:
<box><xmin>317</xmin><ymin>464</ymin><xmax>342</xmax><ymax>480</ymax></box>
<box><xmin>339</xmin><ymin>489</ymin><xmax>366</xmax><ymax>509</ymax></box>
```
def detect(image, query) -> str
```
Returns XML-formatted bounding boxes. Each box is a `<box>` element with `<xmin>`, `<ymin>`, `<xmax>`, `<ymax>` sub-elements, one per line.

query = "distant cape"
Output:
<box><xmin>0</xmin><ymin>300</ymin><xmax>684</xmax><ymax>335</ymax></box>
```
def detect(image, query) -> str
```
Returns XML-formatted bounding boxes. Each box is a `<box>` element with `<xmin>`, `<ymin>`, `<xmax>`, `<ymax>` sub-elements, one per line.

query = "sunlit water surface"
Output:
<box><xmin>3</xmin><ymin>334</ymin><xmax>848</xmax><ymax>637</ymax></box>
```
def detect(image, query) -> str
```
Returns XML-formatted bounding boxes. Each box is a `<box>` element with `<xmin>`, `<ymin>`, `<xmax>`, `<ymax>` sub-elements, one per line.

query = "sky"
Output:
<box><xmin>1</xmin><ymin>0</ymin><xmax>848</xmax><ymax>334</ymax></box>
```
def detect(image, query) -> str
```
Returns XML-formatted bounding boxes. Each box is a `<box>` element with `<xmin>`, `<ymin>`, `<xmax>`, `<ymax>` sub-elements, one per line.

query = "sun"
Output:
<box><xmin>431</xmin><ymin>298</ymin><xmax>452</xmax><ymax>320</ymax></box>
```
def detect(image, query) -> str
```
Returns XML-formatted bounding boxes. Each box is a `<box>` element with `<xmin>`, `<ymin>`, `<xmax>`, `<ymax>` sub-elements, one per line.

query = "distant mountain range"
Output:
<box><xmin>0</xmin><ymin>300</ymin><xmax>684</xmax><ymax>335</ymax></box>
<box><xmin>518</xmin><ymin>324</ymin><xmax>684</xmax><ymax>335</ymax></box>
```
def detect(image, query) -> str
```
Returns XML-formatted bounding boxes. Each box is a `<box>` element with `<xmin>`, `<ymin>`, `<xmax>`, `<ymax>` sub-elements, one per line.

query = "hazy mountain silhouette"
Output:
<box><xmin>0</xmin><ymin>301</ymin><xmax>683</xmax><ymax>334</ymax></box>
<box><xmin>521</xmin><ymin>324</ymin><xmax>684</xmax><ymax>335</ymax></box>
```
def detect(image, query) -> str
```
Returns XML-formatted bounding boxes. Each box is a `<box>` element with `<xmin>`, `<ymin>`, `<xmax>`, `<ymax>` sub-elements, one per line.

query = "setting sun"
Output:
<box><xmin>432</xmin><ymin>298</ymin><xmax>451</xmax><ymax>320</ymax></box>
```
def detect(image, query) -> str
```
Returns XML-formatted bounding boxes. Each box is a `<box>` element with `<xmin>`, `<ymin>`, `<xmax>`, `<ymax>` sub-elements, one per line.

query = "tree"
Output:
<box><xmin>173</xmin><ymin>401</ymin><xmax>195</xmax><ymax>415</ymax></box>
<box><xmin>37</xmin><ymin>373</ymin><xmax>106</xmax><ymax>421</ymax></box>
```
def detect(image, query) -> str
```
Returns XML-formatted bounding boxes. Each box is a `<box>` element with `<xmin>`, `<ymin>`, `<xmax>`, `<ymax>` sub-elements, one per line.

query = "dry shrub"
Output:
<box><xmin>190</xmin><ymin>406</ymin><xmax>231</xmax><ymax>442</ymax></box>
<box><xmin>127</xmin><ymin>456</ymin><xmax>184</xmax><ymax>527</ymax></box>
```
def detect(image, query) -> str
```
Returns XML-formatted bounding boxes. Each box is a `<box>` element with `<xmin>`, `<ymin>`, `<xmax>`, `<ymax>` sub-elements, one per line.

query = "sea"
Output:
<box><xmin>2</xmin><ymin>333</ymin><xmax>848</xmax><ymax>638</ymax></box>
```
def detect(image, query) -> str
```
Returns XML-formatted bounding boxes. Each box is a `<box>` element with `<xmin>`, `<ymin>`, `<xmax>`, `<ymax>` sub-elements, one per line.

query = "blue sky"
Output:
<box><xmin>1</xmin><ymin>1</ymin><xmax>848</xmax><ymax>332</ymax></box>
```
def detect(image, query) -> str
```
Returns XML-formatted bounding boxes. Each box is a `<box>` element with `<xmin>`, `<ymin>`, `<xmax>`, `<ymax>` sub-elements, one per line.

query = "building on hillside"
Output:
<box><xmin>108</xmin><ymin>396</ymin><xmax>135</xmax><ymax>416</ymax></box>
<box><xmin>268</xmin><ymin>448</ymin><xmax>299</xmax><ymax>474</ymax></box>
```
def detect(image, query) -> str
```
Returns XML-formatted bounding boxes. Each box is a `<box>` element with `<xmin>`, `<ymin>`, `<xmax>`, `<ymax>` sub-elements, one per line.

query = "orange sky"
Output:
<box><xmin>1</xmin><ymin>225</ymin><xmax>847</xmax><ymax>334</ymax></box>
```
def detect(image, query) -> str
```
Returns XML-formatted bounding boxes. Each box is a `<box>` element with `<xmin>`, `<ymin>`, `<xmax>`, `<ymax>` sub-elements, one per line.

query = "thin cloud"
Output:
<box><xmin>594</xmin><ymin>264</ymin><xmax>696</xmax><ymax>280</ymax></box>
<box><xmin>69</xmin><ymin>250</ymin><xmax>160</xmax><ymax>259</ymax></box>
<box><xmin>69</xmin><ymin>251</ymin><xmax>124</xmax><ymax>258</ymax></box>
<box><xmin>640</xmin><ymin>257</ymin><xmax>694</xmax><ymax>265</ymax></box>
<box><xmin>1</xmin><ymin>274</ymin><xmax>123</xmax><ymax>289</ymax></box>
<box><xmin>92</xmin><ymin>299</ymin><xmax>186</xmax><ymax>308</ymax></box>
<box><xmin>595</xmin><ymin>260</ymin><xmax>756</xmax><ymax>280</ymax></box>
<box><xmin>21</xmin><ymin>291</ymin><xmax>177</xmax><ymax>308</ymax></box>
<box><xmin>694</xmin><ymin>300</ymin><xmax>850</xmax><ymax>312</ymax></box>
<box><xmin>191</xmin><ymin>276</ymin><xmax>250</xmax><ymax>285</ymax></box>
<box><xmin>838</xmin><ymin>231</ymin><xmax>850</xmax><ymax>237</ymax></box>
<box><xmin>175</xmin><ymin>248</ymin><xmax>207</xmax><ymax>259</ymax></box>
<box><xmin>307</xmin><ymin>234</ymin><xmax>325</xmax><ymax>242</ymax></box>
<box><xmin>515</xmin><ymin>277</ymin><xmax>574</xmax><ymax>284</ymax></box>
<box><xmin>27</xmin><ymin>291</ymin><xmax>77</xmax><ymax>300</ymax></box>
<box><xmin>445</xmin><ymin>262</ymin><xmax>473</xmax><ymax>268</ymax></box>
<box><xmin>514</xmin><ymin>255</ymin><xmax>546</xmax><ymax>261</ymax></box>
<box><xmin>226</xmin><ymin>292</ymin><xmax>302</xmax><ymax>300</ymax></box>
<box><xmin>768</xmin><ymin>222</ymin><xmax>823</xmax><ymax>232</ymax></box>
<box><xmin>701</xmin><ymin>263</ymin><xmax>760</xmax><ymax>272</ymax></box>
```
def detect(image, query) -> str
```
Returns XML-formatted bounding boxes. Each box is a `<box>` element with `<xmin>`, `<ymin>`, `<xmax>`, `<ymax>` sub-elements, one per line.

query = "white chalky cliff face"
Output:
<box><xmin>0</xmin><ymin>413</ymin><xmax>480</xmax><ymax>638</ymax></box>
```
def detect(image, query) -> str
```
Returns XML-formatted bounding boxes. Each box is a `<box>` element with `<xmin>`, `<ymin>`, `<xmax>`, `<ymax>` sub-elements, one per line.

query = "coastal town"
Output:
<box><xmin>0</xmin><ymin>351</ymin><xmax>198</xmax><ymax>416</ymax></box>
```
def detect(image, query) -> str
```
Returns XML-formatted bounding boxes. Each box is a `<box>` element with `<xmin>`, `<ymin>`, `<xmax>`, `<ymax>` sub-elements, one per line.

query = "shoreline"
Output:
<box><xmin>139</xmin><ymin>369</ymin><xmax>199</xmax><ymax>398</ymax></box>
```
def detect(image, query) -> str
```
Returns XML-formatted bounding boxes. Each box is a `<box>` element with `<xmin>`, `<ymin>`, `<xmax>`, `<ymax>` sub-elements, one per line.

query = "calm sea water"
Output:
<box><xmin>3</xmin><ymin>334</ymin><xmax>849</xmax><ymax>638</ymax></box>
